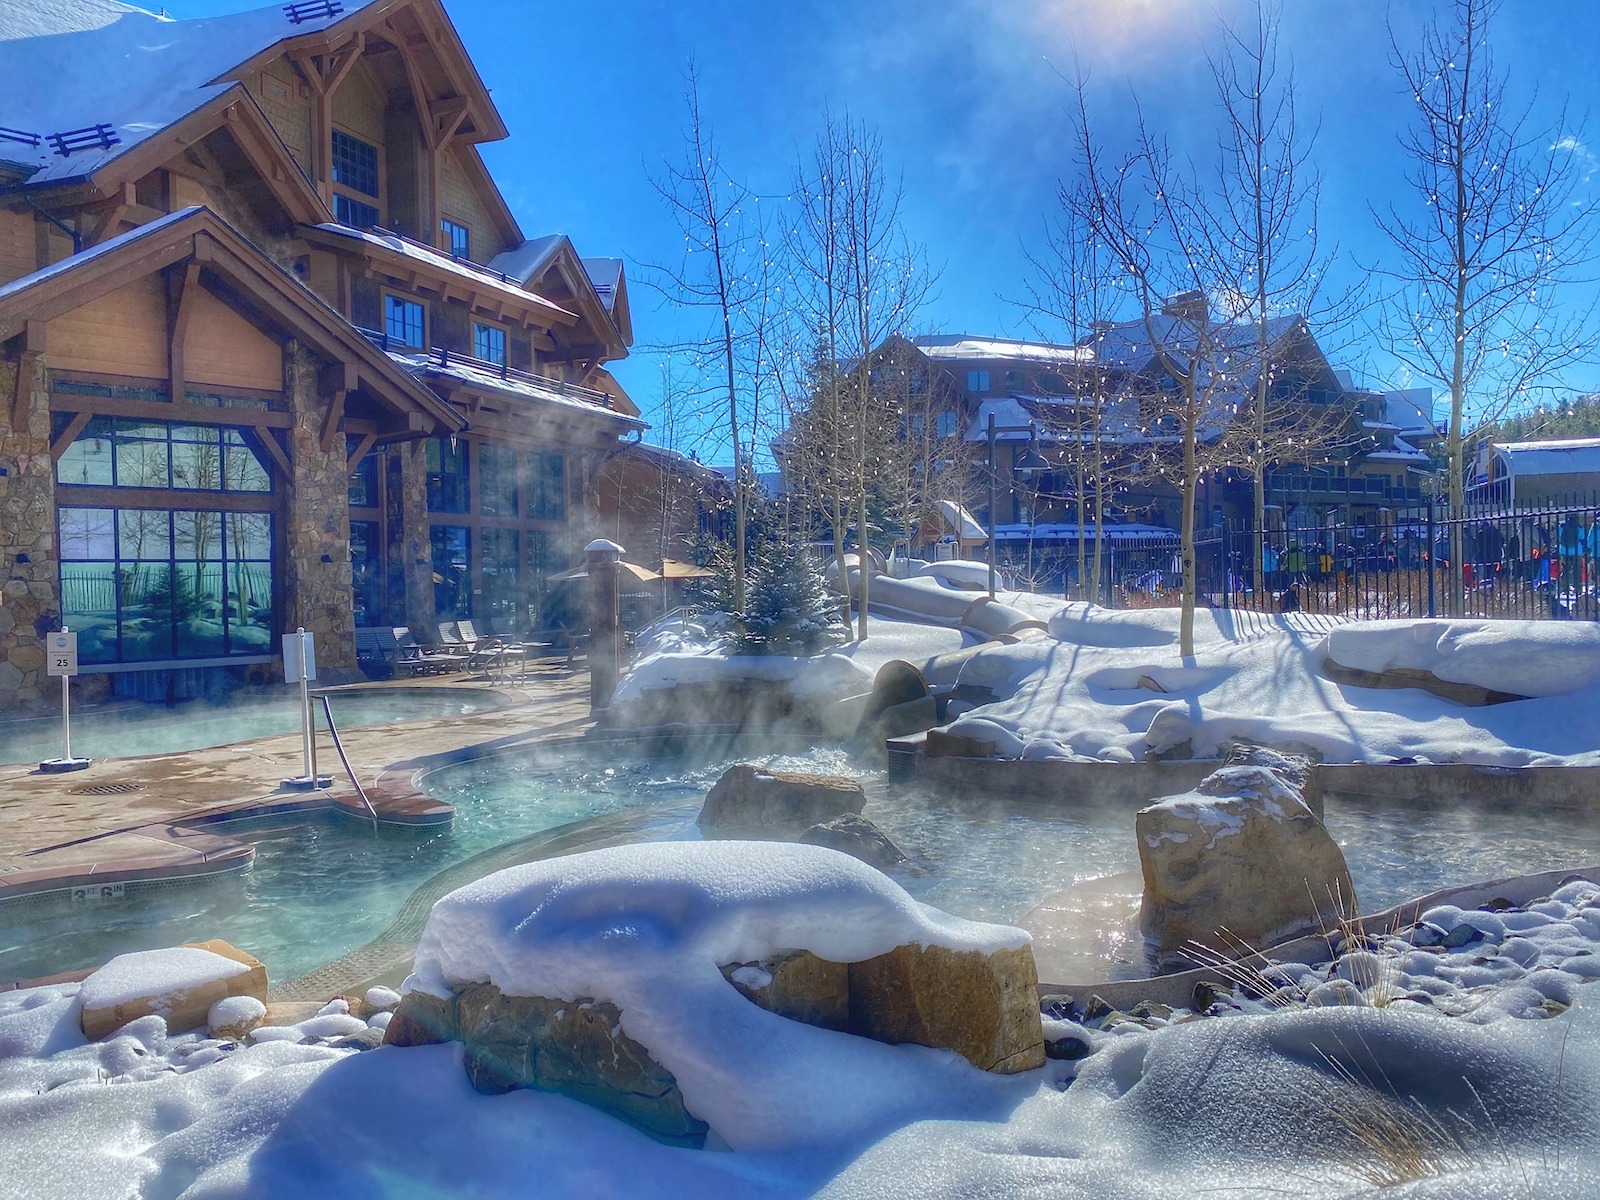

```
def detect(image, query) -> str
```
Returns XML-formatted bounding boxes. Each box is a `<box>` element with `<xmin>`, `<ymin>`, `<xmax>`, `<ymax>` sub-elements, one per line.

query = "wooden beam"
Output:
<box><xmin>345</xmin><ymin>429</ymin><xmax>378</xmax><ymax>472</ymax></box>
<box><xmin>254</xmin><ymin>428</ymin><xmax>292</xmax><ymax>479</ymax></box>
<box><xmin>319</xmin><ymin>361</ymin><xmax>357</xmax><ymax>453</ymax></box>
<box><xmin>50</xmin><ymin>392</ymin><xmax>295</xmax><ymax>430</ymax></box>
<box><xmin>49</xmin><ymin>410</ymin><xmax>93</xmax><ymax>460</ymax></box>
<box><xmin>167</xmin><ymin>261</ymin><xmax>202</xmax><ymax>404</ymax></box>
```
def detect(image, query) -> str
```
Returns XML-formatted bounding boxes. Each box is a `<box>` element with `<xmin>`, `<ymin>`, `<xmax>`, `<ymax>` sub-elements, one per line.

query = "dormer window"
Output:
<box><xmin>442</xmin><ymin>217</ymin><xmax>470</xmax><ymax>260</ymax></box>
<box><xmin>331</xmin><ymin>129</ymin><xmax>382</xmax><ymax>229</ymax></box>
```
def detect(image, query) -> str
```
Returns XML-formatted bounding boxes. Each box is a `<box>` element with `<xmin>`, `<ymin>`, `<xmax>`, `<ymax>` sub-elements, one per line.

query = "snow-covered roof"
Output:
<box><xmin>582</xmin><ymin>257</ymin><xmax>624</xmax><ymax>312</ymax></box>
<box><xmin>1365</xmin><ymin>436</ymin><xmax>1431</xmax><ymax>464</ymax></box>
<box><xmin>386</xmin><ymin>351</ymin><xmax>643</xmax><ymax>431</ymax></box>
<box><xmin>935</xmin><ymin>500</ymin><xmax>985</xmax><ymax>542</ymax></box>
<box><xmin>310</xmin><ymin>224</ymin><xmax>576</xmax><ymax>323</ymax></box>
<box><xmin>1083</xmin><ymin>313</ymin><xmax>1303</xmax><ymax>375</ymax></box>
<box><xmin>989</xmin><ymin>522</ymin><xmax>1179</xmax><ymax>542</ymax></box>
<box><xmin>487</xmin><ymin>235</ymin><xmax>566</xmax><ymax>286</ymax></box>
<box><xmin>0</xmin><ymin>0</ymin><xmax>374</xmax><ymax>184</ymax></box>
<box><xmin>912</xmin><ymin>334</ymin><xmax>1089</xmax><ymax>365</ymax></box>
<box><xmin>1383</xmin><ymin>387</ymin><xmax>1438</xmax><ymax>436</ymax></box>
<box><xmin>1492</xmin><ymin>437</ymin><xmax>1600</xmax><ymax>479</ymax></box>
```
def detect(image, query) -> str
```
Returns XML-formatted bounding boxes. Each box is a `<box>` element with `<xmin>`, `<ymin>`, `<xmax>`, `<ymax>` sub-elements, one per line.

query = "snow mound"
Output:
<box><xmin>913</xmin><ymin>560</ymin><xmax>990</xmax><ymax>590</ymax></box>
<box><xmin>1049</xmin><ymin>603</ymin><xmax>1179</xmax><ymax>647</ymax></box>
<box><xmin>1321</xmin><ymin>619</ymin><xmax>1600</xmax><ymax>698</ymax></box>
<box><xmin>79</xmin><ymin>946</ymin><xmax>250</xmax><ymax>1012</ymax></box>
<box><xmin>409</xmin><ymin>841</ymin><xmax>1030</xmax><ymax>1150</ymax></box>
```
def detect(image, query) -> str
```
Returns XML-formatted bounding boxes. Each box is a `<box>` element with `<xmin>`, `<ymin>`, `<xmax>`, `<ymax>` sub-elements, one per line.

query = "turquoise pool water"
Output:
<box><xmin>3</xmin><ymin>743</ymin><xmax>1599</xmax><ymax>987</ymax></box>
<box><xmin>0</xmin><ymin>688</ymin><xmax>504</xmax><ymax>766</ymax></box>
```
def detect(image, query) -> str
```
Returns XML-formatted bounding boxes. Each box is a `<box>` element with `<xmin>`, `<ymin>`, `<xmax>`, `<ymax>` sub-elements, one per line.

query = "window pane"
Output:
<box><xmin>347</xmin><ymin>436</ymin><xmax>378</xmax><ymax>507</ymax></box>
<box><xmin>478</xmin><ymin>443</ymin><xmax>517</xmax><ymax>516</ymax></box>
<box><xmin>442</xmin><ymin>218</ymin><xmax>470</xmax><ymax>259</ymax></box>
<box><xmin>60</xmin><ymin>508</ymin><xmax>117</xmax><ymax>559</ymax></box>
<box><xmin>170</xmin><ymin>428</ymin><xmax>224</xmax><ymax>490</ymax></box>
<box><xmin>430</xmin><ymin>524</ymin><xmax>471</xmax><ymax>619</ymax></box>
<box><xmin>114</xmin><ymin>422</ymin><xmax>169</xmax><ymax>487</ymax></box>
<box><xmin>426</xmin><ymin>436</ymin><xmax>469</xmax><ymax>513</ymax></box>
<box><xmin>178</xmin><ymin>561</ymin><xmax>226</xmax><ymax>657</ymax></box>
<box><xmin>60</xmin><ymin>562</ymin><xmax>119</xmax><ymax>663</ymax></box>
<box><xmin>385</xmin><ymin>296</ymin><xmax>425</xmax><ymax>348</ymax></box>
<box><xmin>350</xmin><ymin>520</ymin><xmax>381</xmax><ymax>627</ymax></box>
<box><xmin>56</xmin><ymin>418</ymin><xmax>114</xmax><ymax>486</ymax></box>
<box><xmin>222</xmin><ymin>431</ymin><xmax>272</xmax><ymax>493</ymax></box>
<box><xmin>528</xmin><ymin>451</ymin><xmax>565</xmax><ymax>521</ymax></box>
<box><xmin>331</xmin><ymin>130</ymin><xmax>379</xmax><ymax>197</ymax></box>
<box><xmin>117</xmin><ymin>509</ymin><xmax>170</xmax><ymax>560</ymax></box>
<box><xmin>123</xmin><ymin>562</ymin><xmax>177</xmax><ymax>660</ymax></box>
<box><xmin>334</xmin><ymin>193</ymin><xmax>380</xmax><ymax>230</ymax></box>
<box><xmin>174</xmin><ymin>511</ymin><xmax>224</xmax><ymax>560</ymax></box>
<box><xmin>473</xmin><ymin>323</ymin><xmax>506</xmax><ymax>366</ymax></box>
<box><xmin>481</xmin><ymin>528</ymin><xmax>519</xmax><ymax>621</ymax></box>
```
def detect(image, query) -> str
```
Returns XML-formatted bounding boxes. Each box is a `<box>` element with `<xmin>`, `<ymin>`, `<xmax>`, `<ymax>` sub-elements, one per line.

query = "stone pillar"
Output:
<box><xmin>586</xmin><ymin>538</ymin><xmax>623</xmax><ymax>711</ymax></box>
<box><xmin>281</xmin><ymin>342</ymin><xmax>356</xmax><ymax>678</ymax></box>
<box><xmin>0</xmin><ymin>352</ymin><xmax>61</xmax><ymax>710</ymax></box>
<box><xmin>387</xmin><ymin>440</ymin><xmax>434</xmax><ymax>640</ymax></box>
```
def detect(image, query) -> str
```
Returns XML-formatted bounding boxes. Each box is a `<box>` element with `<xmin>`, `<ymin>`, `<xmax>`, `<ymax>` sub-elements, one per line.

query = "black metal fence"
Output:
<box><xmin>997</xmin><ymin>493</ymin><xmax>1600</xmax><ymax>621</ymax></box>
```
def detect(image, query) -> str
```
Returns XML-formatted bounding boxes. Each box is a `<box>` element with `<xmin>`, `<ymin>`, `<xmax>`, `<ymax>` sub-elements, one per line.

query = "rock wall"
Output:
<box><xmin>282</xmin><ymin>343</ymin><xmax>356</xmax><ymax>676</ymax></box>
<box><xmin>0</xmin><ymin>352</ymin><xmax>60</xmax><ymax>710</ymax></box>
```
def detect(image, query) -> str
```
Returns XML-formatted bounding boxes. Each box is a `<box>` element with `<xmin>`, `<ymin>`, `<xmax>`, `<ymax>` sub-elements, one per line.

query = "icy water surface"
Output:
<box><xmin>4</xmin><ymin>742</ymin><xmax>1599</xmax><ymax>986</ymax></box>
<box><xmin>0</xmin><ymin>688</ymin><xmax>504</xmax><ymax>766</ymax></box>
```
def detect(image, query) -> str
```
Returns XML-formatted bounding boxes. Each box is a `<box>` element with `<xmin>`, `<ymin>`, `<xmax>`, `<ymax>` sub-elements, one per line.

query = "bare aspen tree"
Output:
<box><xmin>1023</xmin><ymin>180</ymin><xmax>1135</xmax><ymax>603</ymax></box>
<box><xmin>647</xmin><ymin>65</ymin><xmax>771</xmax><ymax>613</ymax></box>
<box><xmin>1071</xmin><ymin>84</ymin><xmax>1242</xmax><ymax>658</ymax></box>
<box><xmin>1376</xmin><ymin>0</ymin><xmax>1598</xmax><ymax>609</ymax></box>
<box><xmin>786</xmin><ymin>113</ymin><xmax>932</xmax><ymax>640</ymax></box>
<box><xmin>1206</xmin><ymin>1</ymin><xmax>1349</xmax><ymax>596</ymax></box>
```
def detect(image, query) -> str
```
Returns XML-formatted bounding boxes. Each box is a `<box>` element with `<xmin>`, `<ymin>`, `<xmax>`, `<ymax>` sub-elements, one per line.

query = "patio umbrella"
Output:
<box><xmin>548</xmin><ymin>561</ymin><xmax>661</xmax><ymax>583</ymax></box>
<box><xmin>659</xmin><ymin>559</ymin><xmax>717</xmax><ymax>579</ymax></box>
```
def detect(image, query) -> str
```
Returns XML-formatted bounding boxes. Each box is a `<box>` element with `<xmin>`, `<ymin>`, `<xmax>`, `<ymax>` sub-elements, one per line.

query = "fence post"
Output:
<box><xmin>1426</xmin><ymin>492</ymin><xmax>1437</xmax><ymax>619</ymax></box>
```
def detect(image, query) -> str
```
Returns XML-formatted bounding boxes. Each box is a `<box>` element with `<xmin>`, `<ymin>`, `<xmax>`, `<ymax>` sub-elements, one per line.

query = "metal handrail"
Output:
<box><xmin>317</xmin><ymin>694</ymin><xmax>378</xmax><ymax>832</ymax></box>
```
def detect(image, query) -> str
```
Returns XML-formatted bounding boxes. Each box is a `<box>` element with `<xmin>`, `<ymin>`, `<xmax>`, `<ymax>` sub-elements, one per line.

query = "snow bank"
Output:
<box><xmin>941</xmin><ymin>609</ymin><xmax>1600</xmax><ymax>765</ymax></box>
<box><xmin>409</xmin><ymin>841</ymin><xmax>1029</xmax><ymax>1150</ymax></box>
<box><xmin>616</xmin><ymin>616</ymin><xmax>966</xmax><ymax>707</ymax></box>
<box><xmin>1321</xmin><ymin>619</ymin><xmax>1600</xmax><ymax>697</ymax></box>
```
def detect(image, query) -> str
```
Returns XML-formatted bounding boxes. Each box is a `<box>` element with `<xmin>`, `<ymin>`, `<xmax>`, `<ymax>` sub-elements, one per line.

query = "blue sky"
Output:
<box><xmin>167</xmin><ymin>0</ymin><xmax>1600</xmax><ymax>453</ymax></box>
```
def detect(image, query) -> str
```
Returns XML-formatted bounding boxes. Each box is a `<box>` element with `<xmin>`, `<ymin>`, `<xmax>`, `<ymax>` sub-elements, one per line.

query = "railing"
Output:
<box><xmin>999</xmin><ymin>492</ymin><xmax>1600</xmax><ymax>621</ymax></box>
<box><xmin>356</xmin><ymin>327</ymin><xmax>619</xmax><ymax>413</ymax></box>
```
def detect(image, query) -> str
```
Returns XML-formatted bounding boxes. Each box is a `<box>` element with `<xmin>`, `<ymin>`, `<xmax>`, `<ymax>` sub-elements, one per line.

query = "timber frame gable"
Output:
<box><xmin>0</xmin><ymin>205</ymin><xmax>463</xmax><ymax>445</ymax></box>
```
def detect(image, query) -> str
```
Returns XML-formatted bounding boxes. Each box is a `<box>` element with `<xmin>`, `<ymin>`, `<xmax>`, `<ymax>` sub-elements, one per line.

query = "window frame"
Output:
<box><xmin>441</xmin><ymin>216</ymin><xmax>471</xmax><ymax>260</ymax></box>
<box><xmin>967</xmin><ymin>369</ymin><xmax>990</xmax><ymax>393</ymax></box>
<box><xmin>382</xmin><ymin>291</ymin><xmax>427</xmax><ymax>350</ymax></box>
<box><xmin>472</xmin><ymin>320</ymin><xmax>508</xmax><ymax>367</ymax></box>
<box><xmin>330</xmin><ymin>126</ymin><xmax>384</xmax><ymax>228</ymax></box>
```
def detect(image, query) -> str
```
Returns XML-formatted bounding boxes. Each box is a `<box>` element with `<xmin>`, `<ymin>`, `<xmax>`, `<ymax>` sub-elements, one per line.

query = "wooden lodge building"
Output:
<box><xmin>0</xmin><ymin>0</ymin><xmax>643</xmax><ymax>708</ymax></box>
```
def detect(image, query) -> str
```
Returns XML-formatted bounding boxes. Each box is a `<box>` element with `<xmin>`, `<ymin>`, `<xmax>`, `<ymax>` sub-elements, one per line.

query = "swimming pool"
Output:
<box><xmin>4</xmin><ymin>741</ymin><xmax>1599</xmax><ymax>988</ymax></box>
<box><xmin>0</xmin><ymin>687</ymin><xmax>507</xmax><ymax>766</ymax></box>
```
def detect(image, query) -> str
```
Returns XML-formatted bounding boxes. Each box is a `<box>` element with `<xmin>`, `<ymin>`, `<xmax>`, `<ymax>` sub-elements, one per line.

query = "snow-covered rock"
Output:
<box><xmin>78</xmin><ymin>942</ymin><xmax>265</xmax><ymax>1040</ymax></box>
<box><xmin>392</xmin><ymin>842</ymin><xmax>1043</xmax><ymax>1148</ymax></box>
<box><xmin>1138</xmin><ymin>765</ymin><xmax>1357</xmax><ymax>967</ymax></box>
<box><xmin>207</xmin><ymin>995</ymin><xmax>266</xmax><ymax>1042</ymax></box>
<box><xmin>697</xmin><ymin>763</ymin><xmax>866</xmax><ymax>837</ymax></box>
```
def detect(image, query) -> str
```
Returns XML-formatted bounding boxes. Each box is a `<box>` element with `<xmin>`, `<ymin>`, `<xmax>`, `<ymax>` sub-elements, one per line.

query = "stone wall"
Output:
<box><xmin>0</xmin><ymin>353</ymin><xmax>62</xmax><ymax>710</ymax></box>
<box><xmin>281</xmin><ymin>342</ymin><xmax>357</xmax><ymax>678</ymax></box>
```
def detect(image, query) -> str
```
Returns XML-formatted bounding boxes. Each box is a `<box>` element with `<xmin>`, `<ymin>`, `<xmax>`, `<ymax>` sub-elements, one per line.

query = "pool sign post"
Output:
<box><xmin>39</xmin><ymin>627</ymin><xmax>91</xmax><ymax>774</ymax></box>
<box><xmin>281</xmin><ymin>627</ymin><xmax>330</xmax><ymax>791</ymax></box>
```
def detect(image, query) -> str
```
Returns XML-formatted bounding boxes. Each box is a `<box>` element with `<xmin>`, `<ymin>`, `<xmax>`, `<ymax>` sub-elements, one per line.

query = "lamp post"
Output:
<box><xmin>986</xmin><ymin>410</ymin><xmax>1050</xmax><ymax>599</ymax></box>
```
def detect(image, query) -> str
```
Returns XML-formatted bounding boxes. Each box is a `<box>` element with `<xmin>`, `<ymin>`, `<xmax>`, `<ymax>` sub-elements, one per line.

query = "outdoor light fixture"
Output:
<box><xmin>986</xmin><ymin>410</ymin><xmax>1049</xmax><ymax>599</ymax></box>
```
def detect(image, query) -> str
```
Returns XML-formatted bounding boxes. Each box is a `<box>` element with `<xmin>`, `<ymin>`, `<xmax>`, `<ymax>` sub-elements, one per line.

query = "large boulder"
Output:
<box><xmin>1137</xmin><ymin>764</ymin><xmax>1357</xmax><ymax>970</ymax></box>
<box><xmin>846</xmin><ymin>943</ymin><xmax>1046</xmax><ymax>1073</ymax></box>
<box><xmin>79</xmin><ymin>940</ymin><xmax>267</xmax><ymax>1040</ymax></box>
<box><xmin>721</xmin><ymin>950</ymin><xmax>849</xmax><ymax>1030</ymax></box>
<box><xmin>697</xmin><ymin>763</ymin><xmax>865</xmax><ymax>838</ymax></box>
<box><xmin>1219</xmin><ymin>741</ymin><xmax>1322</xmax><ymax>818</ymax></box>
<box><xmin>799</xmin><ymin>812</ymin><xmax>908</xmax><ymax>870</ymax></box>
<box><xmin>456</xmin><ymin>984</ymin><xmax>707</xmax><ymax>1145</ymax></box>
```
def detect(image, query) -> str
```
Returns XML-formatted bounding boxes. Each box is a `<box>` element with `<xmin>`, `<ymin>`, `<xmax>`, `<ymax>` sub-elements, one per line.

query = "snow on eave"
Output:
<box><xmin>0</xmin><ymin>204</ymin><xmax>199</xmax><ymax>305</ymax></box>
<box><xmin>913</xmin><ymin>333</ymin><xmax>1088</xmax><ymax>364</ymax></box>
<box><xmin>308</xmin><ymin>223</ymin><xmax>576</xmax><ymax>324</ymax></box>
<box><xmin>0</xmin><ymin>1</ymin><xmax>372</xmax><ymax>184</ymax></box>
<box><xmin>390</xmin><ymin>352</ymin><xmax>644</xmax><ymax>431</ymax></box>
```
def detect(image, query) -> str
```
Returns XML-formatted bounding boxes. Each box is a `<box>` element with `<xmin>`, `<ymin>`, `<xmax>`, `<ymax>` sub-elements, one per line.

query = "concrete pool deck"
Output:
<box><xmin>0</xmin><ymin>664</ymin><xmax>596</xmax><ymax>902</ymax></box>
